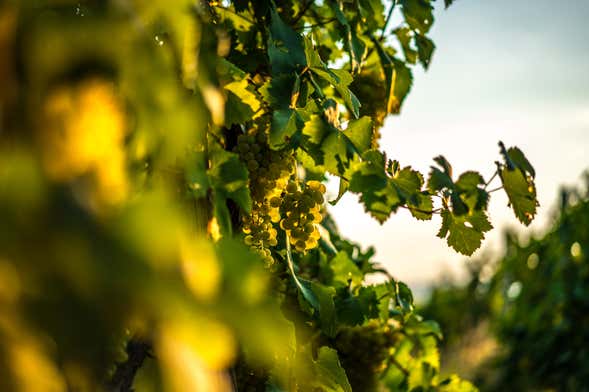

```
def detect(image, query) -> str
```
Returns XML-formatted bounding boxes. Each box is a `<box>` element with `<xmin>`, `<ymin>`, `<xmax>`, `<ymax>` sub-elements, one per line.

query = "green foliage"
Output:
<box><xmin>421</xmin><ymin>177</ymin><xmax>589</xmax><ymax>391</ymax></box>
<box><xmin>0</xmin><ymin>0</ymin><xmax>537</xmax><ymax>391</ymax></box>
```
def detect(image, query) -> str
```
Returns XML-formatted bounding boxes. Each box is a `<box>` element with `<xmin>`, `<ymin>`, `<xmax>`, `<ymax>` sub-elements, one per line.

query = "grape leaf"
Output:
<box><xmin>331</xmin><ymin>4</ymin><xmax>367</xmax><ymax>74</ymax></box>
<box><xmin>313</xmin><ymin>347</ymin><xmax>353</xmax><ymax>392</ymax></box>
<box><xmin>343</xmin><ymin>116</ymin><xmax>374</xmax><ymax>153</ymax></box>
<box><xmin>327</xmin><ymin>251</ymin><xmax>363</xmax><ymax>287</ymax></box>
<box><xmin>499</xmin><ymin>166</ymin><xmax>537</xmax><ymax>225</ymax></box>
<box><xmin>270</xmin><ymin>108</ymin><xmax>304</xmax><ymax>149</ymax></box>
<box><xmin>224</xmin><ymin>79</ymin><xmax>261</xmax><ymax>126</ymax></box>
<box><xmin>268</xmin><ymin>7</ymin><xmax>306</xmax><ymax>75</ymax></box>
<box><xmin>498</xmin><ymin>142</ymin><xmax>538</xmax><ymax>225</ymax></box>
<box><xmin>400</xmin><ymin>0</ymin><xmax>435</xmax><ymax>35</ymax></box>
<box><xmin>437</xmin><ymin>209</ymin><xmax>493</xmax><ymax>255</ymax></box>
<box><xmin>259</xmin><ymin>73</ymin><xmax>297</xmax><ymax>110</ymax></box>
<box><xmin>415</xmin><ymin>35</ymin><xmax>435</xmax><ymax>69</ymax></box>
<box><xmin>395</xmin><ymin>27</ymin><xmax>418</xmax><ymax>64</ymax></box>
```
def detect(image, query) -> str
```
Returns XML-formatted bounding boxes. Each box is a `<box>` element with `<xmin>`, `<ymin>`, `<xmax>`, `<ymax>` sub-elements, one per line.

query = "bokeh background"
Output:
<box><xmin>328</xmin><ymin>0</ymin><xmax>589</xmax><ymax>293</ymax></box>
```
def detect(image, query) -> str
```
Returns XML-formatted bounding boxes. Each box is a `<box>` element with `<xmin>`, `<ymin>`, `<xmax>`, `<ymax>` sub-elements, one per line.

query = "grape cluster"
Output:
<box><xmin>235</xmin><ymin>128</ymin><xmax>295</xmax><ymax>263</ymax></box>
<box><xmin>277</xmin><ymin>180</ymin><xmax>325</xmax><ymax>253</ymax></box>
<box><xmin>335</xmin><ymin>321</ymin><xmax>397</xmax><ymax>392</ymax></box>
<box><xmin>235</xmin><ymin>130</ymin><xmax>294</xmax><ymax>202</ymax></box>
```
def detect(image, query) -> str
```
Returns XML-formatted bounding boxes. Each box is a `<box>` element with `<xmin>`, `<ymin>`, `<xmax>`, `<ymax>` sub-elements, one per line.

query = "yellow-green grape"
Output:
<box><xmin>235</xmin><ymin>127</ymin><xmax>295</xmax><ymax>259</ymax></box>
<box><xmin>279</xmin><ymin>180</ymin><xmax>326</xmax><ymax>253</ymax></box>
<box><xmin>334</xmin><ymin>321</ymin><xmax>397</xmax><ymax>391</ymax></box>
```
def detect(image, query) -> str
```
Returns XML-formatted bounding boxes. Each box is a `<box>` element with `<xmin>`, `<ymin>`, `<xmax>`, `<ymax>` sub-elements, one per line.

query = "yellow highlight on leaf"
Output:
<box><xmin>40</xmin><ymin>78</ymin><xmax>128</xmax><ymax>206</ymax></box>
<box><xmin>179</xmin><ymin>235</ymin><xmax>221</xmax><ymax>301</ymax></box>
<box><xmin>158</xmin><ymin>317</ymin><xmax>235</xmax><ymax>392</ymax></box>
<box><xmin>9</xmin><ymin>337</ymin><xmax>66</xmax><ymax>392</ymax></box>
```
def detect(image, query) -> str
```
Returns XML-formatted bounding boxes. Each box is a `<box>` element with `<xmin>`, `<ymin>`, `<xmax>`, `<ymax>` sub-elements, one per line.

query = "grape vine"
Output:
<box><xmin>0</xmin><ymin>0</ymin><xmax>538</xmax><ymax>391</ymax></box>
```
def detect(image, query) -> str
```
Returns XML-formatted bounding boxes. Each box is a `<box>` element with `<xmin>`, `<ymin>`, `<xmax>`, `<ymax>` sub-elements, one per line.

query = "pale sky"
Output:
<box><xmin>327</xmin><ymin>0</ymin><xmax>589</xmax><ymax>287</ymax></box>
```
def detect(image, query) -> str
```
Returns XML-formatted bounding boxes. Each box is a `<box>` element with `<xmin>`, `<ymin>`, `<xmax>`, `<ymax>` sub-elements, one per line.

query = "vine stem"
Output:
<box><xmin>285</xmin><ymin>236</ymin><xmax>304</xmax><ymax>292</ymax></box>
<box><xmin>401</xmin><ymin>205</ymin><xmax>442</xmax><ymax>215</ymax></box>
<box><xmin>106</xmin><ymin>339</ymin><xmax>152</xmax><ymax>392</ymax></box>
<box><xmin>487</xmin><ymin>186</ymin><xmax>504</xmax><ymax>194</ymax></box>
<box><xmin>379</xmin><ymin>0</ymin><xmax>397</xmax><ymax>41</ymax></box>
<box><xmin>484</xmin><ymin>170</ymin><xmax>498</xmax><ymax>189</ymax></box>
<box><xmin>292</xmin><ymin>0</ymin><xmax>313</xmax><ymax>25</ymax></box>
<box><xmin>390</xmin><ymin>357</ymin><xmax>409</xmax><ymax>377</ymax></box>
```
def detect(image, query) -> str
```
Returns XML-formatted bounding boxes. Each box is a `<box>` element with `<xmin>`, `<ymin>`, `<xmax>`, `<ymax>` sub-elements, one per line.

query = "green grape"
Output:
<box><xmin>335</xmin><ymin>321</ymin><xmax>398</xmax><ymax>392</ymax></box>
<box><xmin>278</xmin><ymin>179</ymin><xmax>327</xmax><ymax>253</ymax></box>
<box><xmin>236</xmin><ymin>127</ymin><xmax>295</xmax><ymax>260</ymax></box>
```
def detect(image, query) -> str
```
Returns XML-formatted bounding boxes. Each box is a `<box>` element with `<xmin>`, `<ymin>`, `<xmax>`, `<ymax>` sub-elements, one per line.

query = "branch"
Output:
<box><xmin>107</xmin><ymin>339</ymin><xmax>152</xmax><ymax>392</ymax></box>
<box><xmin>390</xmin><ymin>357</ymin><xmax>410</xmax><ymax>377</ymax></box>
<box><xmin>401</xmin><ymin>205</ymin><xmax>442</xmax><ymax>215</ymax></box>
<box><xmin>379</xmin><ymin>0</ymin><xmax>397</xmax><ymax>41</ymax></box>
<box><xmin>301</xmin><ymin>18</ymin><xmax>337</xmax><ymax>30</ymax></box>
<box><xmin>487</xmin><ymin>186</ymin><xmax>503</xmax><ymax>194</ymax></box>
<box><xmin>484</xmin><ymin>170</ymin><xmax>498</xmax><ymax>189</ymax></box>
<box><xmin>292</xmin><ymin>0</ymin><xmax>313</xmax><ymax>25</ymax></box>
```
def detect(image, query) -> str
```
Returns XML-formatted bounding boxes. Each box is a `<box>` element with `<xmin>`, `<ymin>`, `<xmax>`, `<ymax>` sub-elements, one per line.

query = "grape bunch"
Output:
<box><xmin>276</xmin><ymin>180</ymin><xmax>325</xmax><ymax>253</ymax></box>
<box><xmin>334</xmin><ymin>321</ymin><xmax>398</xmax><ymax>392</ymax></box>
<box><xmin>235</xmin><ymin>128</ymin><xmax>295</xmax><ymax>263</ymax></box>
<box><xmin>242</xmin><ymin>207</ymin><xmax>278</xmax><ymax>265</ymax></box>
<box><xmin>235</xmin><ymin>130</ymin><xmax>294</xmax><ymax>202</ymax></box>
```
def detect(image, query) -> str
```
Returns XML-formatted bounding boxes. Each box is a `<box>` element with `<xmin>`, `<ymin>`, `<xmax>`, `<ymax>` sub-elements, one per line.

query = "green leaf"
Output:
<box><xmin>394</xmin><ymin>27</ymin><xmax>418</xmax><ymax>64</ymax></box>
<box><xmin>415</xmin><ymin>35</ymin><xmax>435</xmax><ymax>69</ymax></box>
<box><xmin>213</xmin><ymin>5</ymin><xmax>255</xmax><ymax>32</ymax></box>
<box><xmin>259</xmin><ymin>73</ymin><xmax>297</xmax><ymax>110</ymax></box>
<box><xmin>497</xmin><ymin>142</ymin><xmax>537</xmax><ymax>225</ymax></box>
<box><xmin>396</xmin><ymin>280</ymin><xmax>414</xmax><ymax>313</ymax></box>
<box><xmin>400</xmin><ymin>0</ymin><xmax>435</xmax><ymax>35</ymax></box>
<box><xmin>329</xmin><ymin>177</ymin><xmax>349</xmax><ymax>205</ymax></box>
<box><xmin>427</xmin><ymin>156</ymin><xmax>454</xmax><ymax>192</ymax></box>
<box><xmin>455</xmin><ymin>171</ymin><xmax>485</xmax><ymax>191</ymax></box>
<box><xmin>300</xmin><ymin>279</ymin><xmax>337</xmax><ymax>337</ymax></box>
<box><xmin>268</xmin><ymin>7</ymin><xmax>306</xmax><ymax>74</ymax></box>
<box><xmin>438</xmin><ymin>209</ymin><xmax>493</xmax><ymax>255</ymax></box>
<box><xmin>331</xmin><ymin>69</ymin><xmax>361</xmax><ymax>119</ymax></box>
<box><xmin>357</xmin><ymin>0</ymin><xmax>386</xmax><ymax>30</ymax></box>
<box><xmin>343</xmin><ymin>116</ymin><xmax>374</xmax><ymax>153</ymax></box>
<box><xmin>328</xmin><ymin>251</ymin><xmax>363</xmax><ymax>287</ymax></box>
<box><xmin>348</xmin><ymin>150</ymin><xmax>394</xmax><ymax>223</ymax></box>
<box><xmin>310</xmin><ymin>64</ymin><xmax>361</xmax><ymax>119</ymax></box>
<box><xmin>302</xmin><ymin>114</ymin><xmax>332</xmax><ymax>145</ymax></box>
<box><xmin>404</xmin><ymin>317</ymin><xmax>443</xmax><ymax>340</ymax></box>
<box><xmin>443</xmin><ymin>0</ymin><xmax>456</xmax><ymax>8</ymax></box>
<box><xmin>331</xmin><ymin>4</ymin><xmax>367</xmax><ymax>74</ymax></box>
<box><xmin>314</xmin><ymin>347</ymin><xmax>353</xmax><ymax>392</ymax></box>
<box><xmin>270</xmin><ymin>108</ymin><xmax>304</xmax><ymax>149</ymax></box>
<box><xmin>372</xmin><ymin>283</ymin><xmax>394</xmax><ymax>321</ymax></box>
<box><xmin>499</xmin><ymin>166</ymin><xmax>537</xmax><ymax>225</ymax></box>
<box><xmin>409</xmin><ymin>192</ymin><xmax>434</xmax><ymax>220</ymax></box>
<box><xmin>224</xmin><ymin>79</ymin><xmax>261</xmax><ymax>126</ymax></box>
<box><xmin>391</xmin><ymin>58</ymin><xmax>413</xmax><ymax>114</ymax></box>
<box><xmin>218</xmin><ymin>58</ymin><xmax>247</xmax><ymax>82</ymax></box>
<box><xmin>438</xmin><ymin>375</ymin><xmax>478</xmax><ymax>392</ymax></box>
<box><xmin>335</xmin><ymin>292</ymin><xmax>365</xmax><ymax>326</ymax></box>
<box><xmin>301</xmin><ymin>115</ymin><xmax>358</xmax><ymax>177</ymax></box>
<box><xmin>208</xmin><ymin>149</ymin><xmax>252</xmax><ymax>213</ymax></box>
<box><xmin>213</xmin><ymin>192</ymin><xmax>232</xmax><ymax>236</ymax></box>
<box><xmin>499</xmin><ymin>142</ymin><xmax>536</xmax><ymax>177</ymax></box>
<box><xmin>185</xmin><ymin>150</ymin><xmax>209</xmax><ymax>198</ymax></box>
<box><xmin>322</xmin><ymin>130</ymin><xmax>353</xmax><ymax>176</ymax></box>
<box><xmin>304</xmin><ymin>35</ymin><xmax>326</xmax><ymax>69</ymax></box>
<box><xmin>285</xmin><ymin>237</ymin><xmax>336</xmax><ymax>337</ymax></box>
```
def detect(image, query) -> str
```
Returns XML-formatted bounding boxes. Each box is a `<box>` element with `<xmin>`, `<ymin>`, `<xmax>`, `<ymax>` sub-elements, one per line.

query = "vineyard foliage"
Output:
<box><xmin>0</xmin><ymin>0</ymin><xmax>538</xmax><ymax>391</ymax></box>
<box><xmin>421</xmin><ymin>178</ymin><xmax>589</xmax><ymax>391</ymax></box>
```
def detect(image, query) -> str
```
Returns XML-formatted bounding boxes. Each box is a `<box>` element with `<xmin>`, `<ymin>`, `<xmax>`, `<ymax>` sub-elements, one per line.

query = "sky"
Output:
<box><xmin>327</xmin><ymin>0</ymin><xmax>589</xmax><ymax>288</ymax></box>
